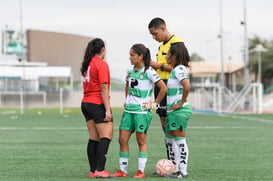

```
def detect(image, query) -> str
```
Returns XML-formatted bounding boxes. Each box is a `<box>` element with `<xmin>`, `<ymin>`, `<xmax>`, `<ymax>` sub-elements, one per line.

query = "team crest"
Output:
<box><xmin>139</xmin><ymin>72</ymin><xmax>145</xmax><ymax>80</ymax></box>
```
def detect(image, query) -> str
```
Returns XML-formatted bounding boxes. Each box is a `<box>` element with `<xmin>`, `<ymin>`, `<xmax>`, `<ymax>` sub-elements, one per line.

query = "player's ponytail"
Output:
<box><xmin>81</xmin><ymin>38</ymin><xmax>105</xmax><ymax>76</ymax></box>
<box><xmin>143</xmin><ymin>48</ymin><xmax>151</xmax><ymax>71</ymax></box>
<box><xmin>131</xmin><ymin>43</ymin><xmax>151</xmax><ymax>72</ymax></box>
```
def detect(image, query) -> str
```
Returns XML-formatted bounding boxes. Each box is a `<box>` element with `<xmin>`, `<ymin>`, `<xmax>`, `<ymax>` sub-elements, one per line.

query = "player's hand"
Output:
<box><xmin>170</xmin><ymin>104</ymin><xmax>182</xmax><ymax>111</ymax></box>
<box><xmin>104</xmin><ymin>110</ymin><xmax>112</xmax><ymax>122</ymax></box>
<box><xmin>142</xmin><ymin>102</ymin><xmax>152</xmax><ymax>110</ymax></box>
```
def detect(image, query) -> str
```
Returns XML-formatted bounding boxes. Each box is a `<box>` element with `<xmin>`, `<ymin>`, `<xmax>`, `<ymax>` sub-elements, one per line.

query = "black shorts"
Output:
<box><xmin>154</xmin><ymin>79</ymin><xmax>167</xmax><ymax>117</ymax></box>
<box><xmin>81</xmin><ymin>102</ymin><xmax>113</xmax><ymax>124</ymax></box>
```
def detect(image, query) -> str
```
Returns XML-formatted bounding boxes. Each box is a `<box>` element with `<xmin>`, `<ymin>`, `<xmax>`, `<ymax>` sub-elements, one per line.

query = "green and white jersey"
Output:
<box><xmin>167</xmin><ymin>65</ymin><xmax>190</xmax><ymax>111</ymax></box>
<box><xmin>125</xmin><ymin>65</ymin><xmax>161</xmax><ymax>114</ymax></box>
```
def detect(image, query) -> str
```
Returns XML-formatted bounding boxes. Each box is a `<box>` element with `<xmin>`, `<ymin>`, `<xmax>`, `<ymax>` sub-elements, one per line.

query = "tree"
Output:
<box><xmin>190</xmin><ymin>53</ymin><xmax>205</xmax><ymax>62</ymax></box>
<box><xmin>248</xmin><ymin>35</ymin><xmax>273</xmax><ymax>88</ymax></box>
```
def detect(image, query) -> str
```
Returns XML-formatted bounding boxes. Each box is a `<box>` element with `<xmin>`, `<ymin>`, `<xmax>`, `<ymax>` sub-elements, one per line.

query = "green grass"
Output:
<box><xmin>0</xmin><ymin>108</ymin><xmax>273</xmax><ymax>181</ymax></box>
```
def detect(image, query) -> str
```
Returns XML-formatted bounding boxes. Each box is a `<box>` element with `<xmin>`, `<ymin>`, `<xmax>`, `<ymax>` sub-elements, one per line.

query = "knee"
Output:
<box><xmin>104</xmin><ymin>136</ymin><xmax>113</xmax><ymax>140</ymax></box>
<box><xmin>118</xmin><ymin>136</ymin><xmax>128</xmax><ymax>146</ymax></box>
<box><xmin>137</xmin><ymin>138</ymin><xmax>146</xmax><ymax>146</ymax></box>
<box><xmin>98</xmin><ymin>124</ymin><xmax>113</xmax><ymax>140</ymax></box>
<box><xmin>100</xmin><ymin>132</ymin><xmax>113</xmax><ymax>140</ymax></box>
<box><xmin>89</xmin><ymin>136</ymin><xmax>99</xmax><ymax>141</ymax></box>
<box><xmin>99</xmin><ymin>133</ymin><xmax>113</xmax><ymax>140</ymax></box>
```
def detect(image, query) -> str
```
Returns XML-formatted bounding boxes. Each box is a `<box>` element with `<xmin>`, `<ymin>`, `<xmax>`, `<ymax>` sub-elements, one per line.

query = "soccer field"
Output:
<box><xmin>0</xmin><ymin>108</ymin><xmax>273</xmax><ymax>181</ymax></box>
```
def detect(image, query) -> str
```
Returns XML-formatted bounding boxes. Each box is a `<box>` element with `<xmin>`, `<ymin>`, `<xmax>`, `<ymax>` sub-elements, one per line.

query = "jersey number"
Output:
<box><xmin>83</xmin><ymin>66</ymin><xmax>91</xmax><ymax>83</ymax></box>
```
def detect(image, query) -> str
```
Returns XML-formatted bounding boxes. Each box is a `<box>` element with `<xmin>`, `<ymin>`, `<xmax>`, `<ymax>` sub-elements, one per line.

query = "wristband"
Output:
<box><xmin>160</xmin><ymin>64</ymin><xmax>164</xmax><ymax>71</ymax></box>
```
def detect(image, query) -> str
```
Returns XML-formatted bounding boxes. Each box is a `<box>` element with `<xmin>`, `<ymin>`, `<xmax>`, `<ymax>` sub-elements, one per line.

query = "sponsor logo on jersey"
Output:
<box><xmin>130</xmin><ymin>79</ymin><xmax>138</xmax><ymax>88</ymax></box>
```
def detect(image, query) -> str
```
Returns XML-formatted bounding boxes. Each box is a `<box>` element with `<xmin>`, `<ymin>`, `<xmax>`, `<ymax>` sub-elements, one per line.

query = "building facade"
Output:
<box><xmin>27</xmin><ymin>29</ymin><xmax>92</xmax><ymax>81</ymax></box>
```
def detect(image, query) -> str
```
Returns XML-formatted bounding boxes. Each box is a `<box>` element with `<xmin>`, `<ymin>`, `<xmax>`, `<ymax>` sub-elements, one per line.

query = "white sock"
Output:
<box><xmin>119</xmin><ymin>157</ymin><xmax>128</xmax><ymax>173</ymax></box>
<box><xmin>175</xmin><ymin>138</ymin><xmax>189</xmax><ymax>175</ymax></box>
<box><xmin>165</xmin><ymin>137</ymin><xmax>179</xmax><ymax>172</ymax></box>
<box><xmin>138</xmin><ymin>157</ymin><xmax>147</xmax><ymax>172</ymax></box>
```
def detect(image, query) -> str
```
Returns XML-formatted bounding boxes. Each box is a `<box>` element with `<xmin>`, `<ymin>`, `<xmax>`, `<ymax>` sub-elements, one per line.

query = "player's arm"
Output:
<box><xmin>125</xmin><ymin>81</ymin><xmax>129</xmax><ymax>98</ymax></box>
<box><xmin>150</xmin><ymin>60</ymin><xmax>172</xmax><ymax>72</ymax></box>
<box><xmin>123</xmin><ymin>81</ymin><xmax>129</xmax><ymax>108</ymax></box>
<box><xmin>100</xmin><ymin>83</ymin><xmax>112</xmax><ymax>121</ymax></box>
<box><xmin>171</xmin><ymin>78</ymin><xmax>190</xmax><ymax>111</ymax></box>
<box><xmin>180</xmin><ymin>78</ymin><xmax>190</xmax><ymax>106</ymax></box>
<box><xmin>150</xmin><ymin>60</ymin><xmax>160</xmax><ymax>70</ymax></box>
<box><xmin>154</xmin><ymin>80</ymin><xmax>167</xmax><ymax>104</ymax></box>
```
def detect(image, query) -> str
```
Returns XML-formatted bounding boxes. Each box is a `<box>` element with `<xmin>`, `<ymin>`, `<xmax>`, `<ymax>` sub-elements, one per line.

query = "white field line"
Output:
<box><xmin>219</xmin><ymin>114</ymin><xmax>273</xmax><ymax>124</ymax></box>
<box><xmin>1</xmin><ymin>114</ymin><xmax>272</xmax><ymax>131</ymax></box>
<box><xmin>0</xmin><ymin>126</ymin><xmax>259</xmax><ymax>130</ymax></box>
<box><xmin>0</xmin><ymin>110</ymin><xmax>17</xmax><ymax>115</ymax></box>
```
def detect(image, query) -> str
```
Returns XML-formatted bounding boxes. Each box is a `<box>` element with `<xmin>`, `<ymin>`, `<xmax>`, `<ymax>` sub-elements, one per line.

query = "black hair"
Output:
<box><xmin>169</xmin><ymin>42</ymin><xmax>190</xmax><ymax>68</ymax></box>
<box><xmin>131</xmin><ymin>43</ymin><xmax>151</xmax><ymax>71</ymax></box>
<box><xmin>80</xmin><ymin>38</ymin><xmax>105</xmax><ymax>76</ymax></box>
<box><xmin>148</xmin><ymin>17</ymin><xmax>166</xmax><ymax>29</ymax></box>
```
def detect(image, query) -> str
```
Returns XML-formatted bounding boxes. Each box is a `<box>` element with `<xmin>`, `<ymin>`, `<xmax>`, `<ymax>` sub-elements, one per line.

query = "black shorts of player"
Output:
<box><xmin>154</xmin><ymin>79</ymin><xmax>167</xmax><ymax>117</ymax></box>
<box><xmin>81</xmin><ymin>102</ymin><xmax>113</xmax><ymax>124</ymax></box>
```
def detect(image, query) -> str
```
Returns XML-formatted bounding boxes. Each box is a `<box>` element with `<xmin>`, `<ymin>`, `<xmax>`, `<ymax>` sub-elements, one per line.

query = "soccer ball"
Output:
<box><xmin>155</xmin><ymin>159</ymin><xmax>175</xmax><ymax>176</ymax></box>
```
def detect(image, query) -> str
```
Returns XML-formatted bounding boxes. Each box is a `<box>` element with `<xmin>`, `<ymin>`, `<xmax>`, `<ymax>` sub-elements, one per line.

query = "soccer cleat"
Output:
<box><xmin>94</xmin><ymin>170</ymin><xmax>112</xmax><ymax>178</ymax></box>
<box><xmin>182</xmin><ymin>173</ymin><xmax>188</xmax><ymax>178</ymax></box>
<box><xmin>164</xmin><ymin>171</ymin><xmax>188</xmax><ymax>179</ymax></box>
<box><xmin>152</xmin><ymin>171</ymin><xmax>161</xmax><ymax>176</ymax></box>
<box><xmin>89</xmin><ymin>171</ymin><xmax>95</xmax><ymax>178</ymax></box>
<box><xmin>133</xmin><ymin>170</ymin><xmax>146</xmax><ymax>178</ymax></box>
<box><xmin>111</xmin><ymin>169</ymin><xmax>129</xmax><ymax>177</ymax></box>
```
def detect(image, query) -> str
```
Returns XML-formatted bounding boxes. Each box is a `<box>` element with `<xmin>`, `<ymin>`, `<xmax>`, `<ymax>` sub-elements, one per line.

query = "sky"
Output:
<box><xmin>1</xmin><ymin>0</ymin><xmax>273</xmax><ymax>81</ymax></box>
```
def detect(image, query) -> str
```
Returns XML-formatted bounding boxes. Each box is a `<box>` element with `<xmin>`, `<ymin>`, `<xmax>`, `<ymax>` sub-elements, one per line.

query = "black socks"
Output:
<box><xmin>96</xmin><ymin>137</ymin><xmax>111</xmax><ymax>171</ymax></box>
<box><xmin>87</xmin><ymin>139</ymin><xmax>98</xmax><ymax>172</ymax></box>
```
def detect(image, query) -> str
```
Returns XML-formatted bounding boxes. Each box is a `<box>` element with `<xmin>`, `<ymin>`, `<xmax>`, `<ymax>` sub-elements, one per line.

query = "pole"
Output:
<box><xmin>218</xmin><ymin>0</ymin><xmax>225</xmax><ymax>112</ymax></box>
<box><xmin>257</xmin><ymin>51</ymin><xmax>261</xmax><ymax>83</ymax></box>
<box><xmin>254</xmin><ymin>44</ymin><xmax>267</xmax><ymax>82</ymax></box>
<box><xmin>252</xmin><ymin>85</ymin><xmax>256</xmax><ymax>113</ymax></box>
<box><xmin>19</xmin><ymin>0</ymin><xmax>26</xmax><ymax>113</ymax></box>
<box><xmin>20</xmin><ymin>88</ymin><xmax>24</xmax><ymax>114</ymax></box>
<box><xmin>60</xmin><ymin>87</ymin><xmax>63</xmax><ymax>114</ymax></box>
<box><xmin>1</xmin><ymin>26</ymin><xmax>6</xmax><ymax>55</ymax></box>
<box><xmin>19</xmin><ymin>0</ymin><xmax>23</xmax><ymax>46</ymax></box>
<box><xmin>258</xmin><ymin>83</ymin><xmax>263</xmax><ymax>114</ymax></box>
<box><xmin>219</xmin><ymin>0</ymin><xmax>225</xmax><ymax>87</ymax></box>
<box><xmin>243</xmin><ymin>0</ymin><xmax>249</xmax><ymax>85</ymax></box>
